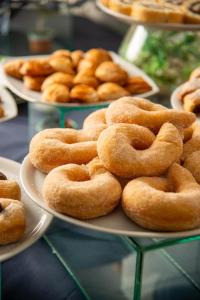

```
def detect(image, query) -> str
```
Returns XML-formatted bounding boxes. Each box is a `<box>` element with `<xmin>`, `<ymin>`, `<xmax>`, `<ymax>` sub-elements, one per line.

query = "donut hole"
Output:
<box><xmin>131</xmin><ymin>138</ymin><xmax>152</xmax><ymax>150</ymax></box>
<box><xmin>66</xmin><ymin>167</ymin><xmax>90</xmax><ymax>182</ymax></box>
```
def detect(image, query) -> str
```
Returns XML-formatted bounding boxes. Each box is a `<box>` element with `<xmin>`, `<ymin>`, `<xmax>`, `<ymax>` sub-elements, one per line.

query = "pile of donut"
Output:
<box><xmin>0</xmin><ymin>172</ymin><xmax>26</xmax><ymax>245</ymax></box>
<box><xmin>29</xmin><ymin>96</ymin><xmax>200</xmax><ymax>232</ymax></box>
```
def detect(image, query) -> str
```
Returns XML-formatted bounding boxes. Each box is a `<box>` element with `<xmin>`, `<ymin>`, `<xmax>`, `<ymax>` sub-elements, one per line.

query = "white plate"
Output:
<box><xmin>20</xmin><ymin>155</ymin><xmax>200</xmax><ymax>239</ymax></box>
<box><xmin>0</xmin><ymin>157</ymin><xmax>52</xmax><ymax>262</ymax></box>
<box><xmin>0</xmin><ymin>86</ymin><xmax>18</xmax><ymax>123</ymax></box>
<box><xmin>0</xmin><ymin>52</ymin><xmax>159</xmax><ymax>109</ymax></box>
<box><xmin>97</xmin><ymin>0</ymin><xmax>200</xmax><ymax>30</ymax></box>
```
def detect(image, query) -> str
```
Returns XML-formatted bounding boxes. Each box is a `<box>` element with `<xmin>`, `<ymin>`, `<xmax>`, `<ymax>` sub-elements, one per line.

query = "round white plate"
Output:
<box><xmin>20</xmin><ymin>155</ymin><xmax>200</xmax><ymax>239</ymax></box>
<box><xmin>97</xmin><ymin>0</ymin><xmax>200</xmax><ymax>30</ymax></box>
<box><xmin>0</xmin><ymin>52</ymin><xmax>159</xmax><ymax>109</ymax></box>
<box><xmin>0</xmin><ymin>157</ymin><xmax>52</xmax><ymax>262</ymax></box>
<box><xmin>0</xmin><ymin>86</ymin><xmax>18</xmax><ymax>123</ymax></box>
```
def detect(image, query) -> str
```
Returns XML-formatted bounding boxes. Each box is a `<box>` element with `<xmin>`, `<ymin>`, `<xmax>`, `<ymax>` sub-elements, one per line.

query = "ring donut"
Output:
<box><xmin>106</xmin><ymin>97</ymin><xmax>195</xmax><ymax>133</ymax></box>
<box><xmin>83</xmin><ymin>109</ymin><xmax>107</xmax><ymax>140</ymax></box>
<box><xmin>29</xmin><ymin>128</ymin><xmax>97</xmax><ymax>173</ymax></box>
<box><xmin>182</xmin><ymin>122</ymin><xmax>200</xmax><ymax>160</ymax></box>
<box><xmin>184</xmin><ymin>150</ymin><xmax>200</xmax><ymax>184</ymax></box>
<box><xmin>122</xmin><ymin>163</ymin><xmax>200</xmax><ymax>232</ymax></box>
<box><xmin>0</xmin><ymin>172</ymin><xmax>25</xmax><ymax>244</ymax></box>
<box><xmin>42</xmin><ymin>158</ymin><xmax>122</xmax><ymax>219</ymax></box>
<box><xmin>97</xmin><ymin>123</ymin><xmax>183</xmax><ymax>178</ymax></box>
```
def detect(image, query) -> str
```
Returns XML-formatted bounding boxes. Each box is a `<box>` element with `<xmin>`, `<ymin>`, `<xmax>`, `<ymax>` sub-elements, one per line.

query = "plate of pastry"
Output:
<box><xmin>171</xmin><ymin>66</ymin><xmax>200</xmax><ymax>119</ymax></box>
<box><xmin>0</xmin><ymin>48</ymin><xmax>158</xmax><ymax>108</ymax></box>
<box><xmin>0</xmin><ymin>86</ymin><xmax>18</xmax><ymax>123</ymax></box>
<box><xmin>97</xmin><ymin>0</ymin><xmax>200</xmax><ymax>30</ymax></box>
<box><xmin>20</xmin><ymin>96</ymin><xmax>200</xmax><ymax>238</ymax></box>
<box><xmin>0</xmin><ymin>157</ymin><xmax>52</xmax><ymax>262</ymax></box>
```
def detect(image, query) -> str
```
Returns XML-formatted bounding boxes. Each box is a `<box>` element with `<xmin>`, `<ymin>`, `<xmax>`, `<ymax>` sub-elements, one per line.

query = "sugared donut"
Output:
<box><xmin>97</xmin><ymin>123</ymin><xmax>183</xmax><ymax>178</ymax></box>
<box><xmin>106</xmin><ymin>97</ymin><xmax>195</xmax><ymax>133</ymax></box>
<box><xmin>182</xmin><ymin>122</ymin><xmax>200</xmax><ymax>160</ymax></box>
<box><xmin>122</xmin><ymin>163</ymin><xmax>200</xmax><ymax>232</ymax></box>
<box><xmin>29</xmin><ymin>128</ymin><xmax>97</xmax><ymax>173</ymax></box>
<box><xmin>42</xmin><ymin>158</ymin><xmax>122</xmax><ymax>219</ymax></box>
<box><xmin>184</xmin><ymin>150</ymin><xmax>200</xmax><ymax>184</ymax></box>
<box><xmin>0</xmin><ymin>172</ymin><xmax>25</xmax><ymax>244</ymax></box>
<box><xmin>83</xmin><ymin>109</ymin><xmax>107</xmax><ymax>140</ymax></box>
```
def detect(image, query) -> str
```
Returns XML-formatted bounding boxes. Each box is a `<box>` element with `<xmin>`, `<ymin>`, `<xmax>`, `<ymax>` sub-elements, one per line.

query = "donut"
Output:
<box><xmin>122</xmin><ymin>163</ymin><xmax>200</xmax><ymax>232</ymax></box>
<box><xmin>0</xmin><ymin>172</ymin><xmax>25</xmax><ymax>244</ymax></box>
<box><xmin>42</xmin><ymin>158</ymin><xmax>122</xmax><ymax>219</ymax></box>
<box><xmin>177</xmin><ymin>78</ymin><xmax>200</xmax><ymax>101</ymax></box>
<box><xmin>184</xmin><ymin>150</ymin><xmax>200</xmax><ymax>183</ymax></box>
<box><xmin>97</xmin><ymin>122</ymin><xmax>183</xmax><ymax>178</ymax></box>
<box><xmin>106</xmin><ymin>97</ymin><xmax>195</xmax><ymax>133</ymax></box>
<box><xmin>29</xmin><ymin>128</ymin><xmax>97</xmax><ymax>173</ymax></box>
<box><xmin>83</xmin><ymin>109</ymin><xmax>107</xmax><ymax>140</ymax></box>
<box><xmin>182</xmin><ymin>122</ymin><xmax>200</xmax><ymax>160</ymax></box>
<box><xmin>183</xmin><ymin>89</ymin><xmax>200</xmax><ymax>114</ymax></box>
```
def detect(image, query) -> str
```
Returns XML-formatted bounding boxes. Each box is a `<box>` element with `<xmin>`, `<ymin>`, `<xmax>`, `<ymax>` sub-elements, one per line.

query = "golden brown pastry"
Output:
<box><xmin>73</xmin><ymin>68</ymin><xmax>99</xmax><ymax>88</ymax></box>
<box><xmin>95</xmin><ymin>61</ymin><xmax>128</xmax><ymax>85</ymax></box>
<box><xmin>131</xmin><ymin>1</ymin><xmax>184</xmax><ymax>23</ymax></box>
<box><xmin>108</xmin><ymin>0</ymin><xmax>133</xmax><ymax>15</ymax></box>
<box><xmin>49</xmin><ymin>57</ymin><xmax>74</xmax><ymax>74</ymax></box>
<box><xmin>177</xmin><ymin>78</ymin><xmax>200</xmax><ymax>101</ymax></box>
<box><xmin>42</xmin><ymin>83</ymin><xmax>70</xmax><ymax>103</ymax></box>
<box><xmin>85</xmin><ymin>48</ymin><xmax>112</xmax><ymax>66</ymax></box>
<box><xmin>70</xmin><ymin>84</ymin><xmax>98</xmax><ymax>103</ymax></box>
<box><xmin>29</xmin><ymin>128</ymin><xmax>97</xmax><ymax>173</ymax></box>
<box><xmin>41</xmin><ymin>72</ymin><xmax>74</xmax><ymax>91</ymax></box>
<box><xmin>0</xmin><ymin>172</ymin><xmax>26</xmax><ymax>245</ymax></box>
<box><xmin>122</xmin><ymin>163</ymin><xmax>200</xmax><ymax>232</ymax></box>
<box><xmin>24</xmin><ymin>76</ymin><xmax>46</xmax><ymax>92</ymax></box>
<box><xmin>78</xmin><ymin>59</ymin><xmax>99</xmax><ymax>72</ymax></box>
<box><xmin>42</xmin><ymin>158</ymin><xmax>122</xmax><ymax>219</ymax></box>
<box><xmin>20</xmin><ymin>60</ymin><xmax>53</xmax><ymax>76</ymax></box>
<box><xmin>125</xmin><ymin>76</ymin><xmax>152</xmax><ymax>94</ymax></box>
<box><xmin>4</xmin><ymin>59</ymin><xmax>24</xmax><ymax>79</ymax></box>
<box><xmin>83</xmin><ymin>109</ymin><xmax>107</xmax><ymax>140</ymax></box>
<box><xmin>184</xmin><ymin>0</ymin><xmax>200</xmax><ymax>24</ymax></box>
<box><xmin>97</xmin><ymin>82</ymin><xmax>130</xmax><ymax>101</ymax></box>
<box><xmin>51</xmin><ymin>49</ymin><xmax>71</xmax><ymax>58</ymax></box>
<box><xmin>71</xmin><ymin>50</ymin><xmax>84</xmax><ymax>68</ymax></box>
<box><xmin>183</xmin><ymin>89</ymin><xmax>200</xmax><ymax>113</ymax></box>
<box><xmin>184</xmin><ymin>150</ymin><xmax>200</xmax><ymax>183</ymax></box>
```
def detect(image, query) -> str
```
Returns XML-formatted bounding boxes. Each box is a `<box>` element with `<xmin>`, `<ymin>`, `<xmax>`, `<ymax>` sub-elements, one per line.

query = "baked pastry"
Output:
<box><xmin>182</xmin><ymin>122</ymin><xmax>200</xmax><ymax>160</ymax></box>
<box><xmin>122</xmin><ymin>163</ymin><xmax>200</xmax><ymax>231</ymax></box>
<box><xmin>29</xmin><ymin>128</ymin><xmax>97</xmax><ymax>173</ymax></box>
<box><xmin>73</xmin><ymin>68</ymin><xmax>99</xmax><ymax>88</ymax></box>
<box><xmin>97</xmin><ymin>82</ymin><xmax>130</xmax><ymax>101</ymax></box>
<box><xmin>42</xmin><ymin>158</ymin><xmax>122</xmax><ymax>219</ymax></box>
<box><xmin>70</xmin><ymin>84</ymin><xmax>98</xmax><ymax>103</ymax></box>
<box><xmin>95</xmin><ymin>61</ymin><xmax>128</xmax><ymax>85</ymax></box>
<box><xmin>125</xmin><ymin>76</ymin><xmax>152</xmax><ymax>94</ymax></box>
<box><xmin>78</xmin><ymin>59</ymin><xmax>98</xmax><ymax>72</ymax></box>
<box><xmin>51</xmin><ymin>49</ymin><xmax>71</xmax><ymax>59</ymax></box>
<box><xmin>71</xmin><ymin>50</ymin><xmax>84</xmax><ymax>68</ymax></box>
<box><xmin>106</xmin><ymin>97</ymin><xmax>195</xmax><ymax>133</ymax></box>
<box><xmin>177</xmin><ymin>78</ymin><xmax>200</xmax><ymax>101</ymax></box>
<box><xmin>190</xmin><ymin>67</ymin><xmax>200</xmax><ymax>80</ymax></box>
<box><xmin>49</xmin><ymin>57</ymin><xmax>74</xmax><ymax>74</ymax></box>
<box><xmin>108</xmin><ymin>0</ymin><xmax>133</xmax><ymax>15</ymax></box>
<box><xmin>20</xmin><ymin>60</ymin><xmax>53</xmax><ymax>76</ymax></box>
<box><xmin>4</xmin><ymin>59</ymin><xmax>24</xmax><ymax>79</ymax></box>
<box><xmin>41</xmin><ymin>72</ymin><xmax>74</xmax><ymax>91</ymax></box>
<box><xmin>0</xmin><ymin>172</ymin><xmax>26</xmax><ymax>244</ymax></box>
<box><xmin>97</xmin><ymin>122</ymin><xmax>183</xmax><ymax>178</ymax></box>
<box><xmin>183</xmin><ymin>89</ymin><xmax>200</xmax><ymax>113</ymax></box>
<box><xmin>0</xmin><ymin>103</ymin><xmax>4</xmax><ymax>118</ymax></box>
<box><xmin>184</xmin><ymin>0</ymin><xmax>200</xmax><ymax>24</ymax></box>
<box><xmin>42</xmin><ymin>83</ymin><xmax>70</xmax><ymax>103</ymax></box>
<box><xmin>85</xmin><ymin>48</ymin><xmax>112</xmax><ymax>66</ymax></box>
<box><xmin>24</xmin><ymin>76</ymin><xmax>46</xmax><ymax>91</ymax></box>
<box><xmin>83</xmin><ymin>109</ymin><xmax>107</xmax><ymax>140</ymax></box>
<box><xmin>184</xmin><ymin>150</ymin><xmax>200</xmax><ymax>183</ymax></box>
<box><xmin>131</xmin><ymin>1</ymin><xmax>184</xmax><ymax>23</ymax></box>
